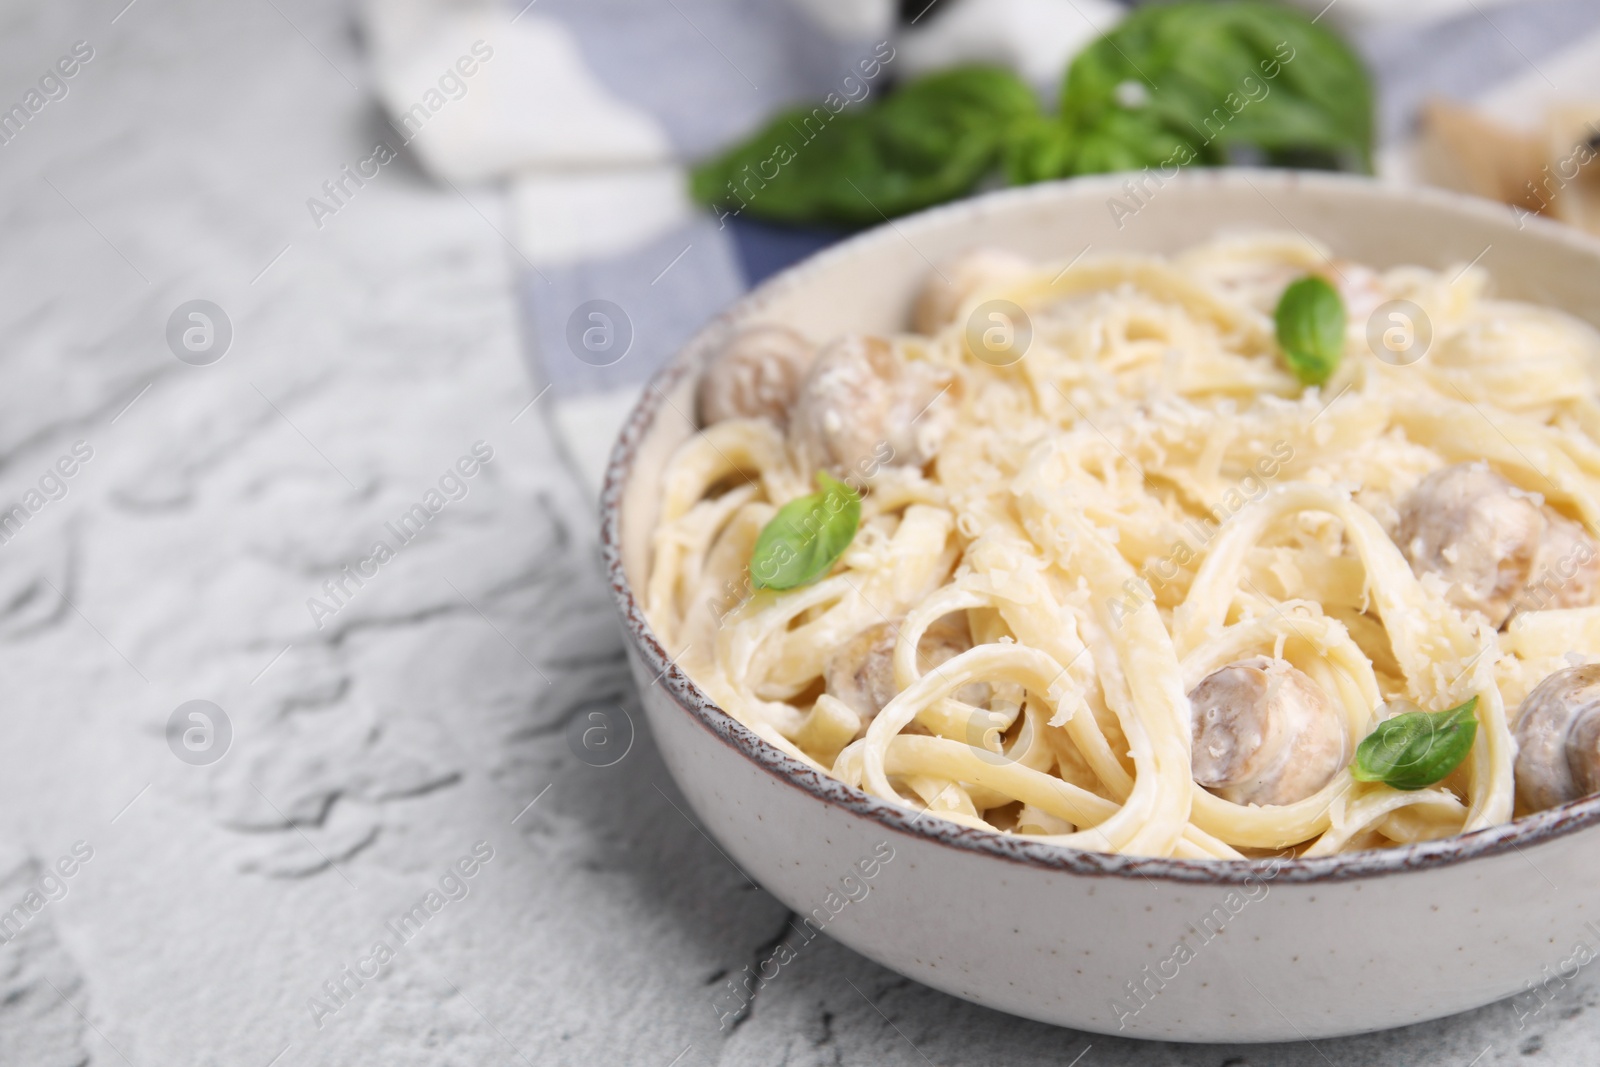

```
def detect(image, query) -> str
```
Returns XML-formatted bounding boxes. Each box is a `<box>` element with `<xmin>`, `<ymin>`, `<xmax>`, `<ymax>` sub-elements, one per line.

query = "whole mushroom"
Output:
<box><xmin>1514</xmin><ymin>509</ymin><xmax>1600</xmax><ymax>616</ymax></box>
<box><xmin>1189</xmin><ymin>656</ymin><xmax>1347</xmax><ymax>807</ymax></box>
<box><xmin>788</xmin><ymin>335</ymin><xmax>958</xmax><ymax>481</ymax></box>
<box><xmin>1514</xmin><ymin>664</ymin><xmax>1600</xmax><ymax>812</ymax></box>
<box><xmin>825</xmin><ymin>616</ymin><xmax>981</xmax><ymax>721</ymax></box>
<box><xmin>1394</xmin><ymin>463</ymin><xmax>1599</xmax><ymax>627</ymax></box>
<box><xmin>696</xmin><ymin>324</ymin><xmax>815</xmax><ymax>427</ymax></box>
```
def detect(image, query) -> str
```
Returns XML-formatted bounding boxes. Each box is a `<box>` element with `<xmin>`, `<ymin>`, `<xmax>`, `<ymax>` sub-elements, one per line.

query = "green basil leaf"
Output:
<box><xmin>691</xmin><ymin>2</ymin><xmax>1374</xmax><ymax>227</ymax></box>
<box><xmin>1352</xmin><ymin>696</ymin><xmax>1479</xmax><ymax>791</ymax></box>
<box><xmin>749</xmin><ymin>473</ymin><xmax>862</xmax><ymax>590</ymax></box>
<box><xmin>1000</xmin><ymin>113</ymin><xmax>1075</xmax><ymax>185</ymax></box>
<box><xmin>1274</xmin><ymin>275</ymin><xmax>1345</xmax><ymax>386</ymax></box>
<box><xmin>690</xmin><ymin>66</ymin><xmax>1040</xmax><ymax>227</ymax></box>
<box><xmin>1066</xmin><ymin>108</ymin><xmax>1198</xmax><ymax>176</ymax></box>
<box><xmin>1061</xmin><ymin>1</ymin><xmax>1373</xmax><ymax>175</ymax></box>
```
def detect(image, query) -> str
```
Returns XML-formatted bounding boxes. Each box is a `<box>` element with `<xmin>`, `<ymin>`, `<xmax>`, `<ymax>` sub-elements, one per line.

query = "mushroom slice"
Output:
<box><xmin>787</xmin><ymin>335</ymin><xmax>957</xmax><ymax>481</ymax></box>
<box><xmin>824</xmin><ymin>622</ymin><xmax>898</xmax><ymax>721</ymax></box>
<box><xmin>1514</xmin><ymin>664</ymin><xmax>1600</xmax><ymax>812</ymax></box>
<box><xmin>1395</xmin><ymin>463</ymin><xmax>1600</xmax><ymax>626</ymax></box>
<box><xmin>696</xmin><ymin>324</ymin><xmax>814</xmax><ymax>427</ymax></box>
<box><xmin>1189</xmin><ymin>656</ymin><xmax>1347</xmax><ymax>807</ymax></box>
<box><xmin>911</xmin><ymin>248</ymin><xmax>1032</xmax><ymax>336</ymax></box>
<box><xmin>824</xmin><ymin>616</ymin><xmax>981</xmax><ymax>722</ymax></box>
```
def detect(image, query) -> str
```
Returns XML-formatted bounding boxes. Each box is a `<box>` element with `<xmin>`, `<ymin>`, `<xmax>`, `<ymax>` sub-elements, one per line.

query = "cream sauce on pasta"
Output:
<box><xmin>644</xmin><ymin>233</ymin><xmax>1600</xmax><ymax>859</ymax></box>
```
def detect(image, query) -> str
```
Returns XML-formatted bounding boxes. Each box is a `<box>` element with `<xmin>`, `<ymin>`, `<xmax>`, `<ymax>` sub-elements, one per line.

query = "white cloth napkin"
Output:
<box><xmin>360</xmin><ymin>0</ymin><xmax>672</xmax><ymax>183</ymax></box>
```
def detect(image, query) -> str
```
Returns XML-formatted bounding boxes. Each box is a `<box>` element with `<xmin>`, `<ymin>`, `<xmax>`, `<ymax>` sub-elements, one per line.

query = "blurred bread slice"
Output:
<box><xmin>1544</xmin><ymin>106</ymin><xmax>1600</xmax><ymax>234</ymax></box>
<box><xmin>1416</xmin><ymin>98</ymin><xmax>1546</xmax><ymax>209</ymax></box>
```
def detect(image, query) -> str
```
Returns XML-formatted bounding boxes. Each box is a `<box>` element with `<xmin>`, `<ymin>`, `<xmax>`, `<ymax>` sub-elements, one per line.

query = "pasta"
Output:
<box><xmin>643</xmin><ymin>232</ymin><xmax>1600</xmax><ymax>859</ymax></box>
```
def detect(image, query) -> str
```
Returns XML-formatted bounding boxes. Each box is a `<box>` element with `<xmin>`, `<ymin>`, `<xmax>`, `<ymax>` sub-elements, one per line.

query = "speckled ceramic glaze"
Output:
<box><xmin>601</xmin><ymin>171</ymin><xmax>1600</xmax><ymax>1042</ymax></box>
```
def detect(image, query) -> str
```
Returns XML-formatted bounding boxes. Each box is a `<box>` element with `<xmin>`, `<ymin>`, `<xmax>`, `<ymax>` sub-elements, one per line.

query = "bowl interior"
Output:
<box><xmin>607</xmin><ymin>169</ymin><xmax>1600</xmax><ymax>877</ymax></box>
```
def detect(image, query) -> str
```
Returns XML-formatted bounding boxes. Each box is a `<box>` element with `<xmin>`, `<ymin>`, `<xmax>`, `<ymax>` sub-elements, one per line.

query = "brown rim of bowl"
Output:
<box><xmin>598</xmin><ymin>168</ymin><xmax>1600</xmax><ymax>886</ymax></box>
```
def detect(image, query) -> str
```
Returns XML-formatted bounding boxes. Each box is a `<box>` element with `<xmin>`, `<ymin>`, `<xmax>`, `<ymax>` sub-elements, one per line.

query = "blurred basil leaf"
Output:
<box><xmin>688</xmin><ymin>2</ymin><xmax>1373</xmax><ymax>226</ymax></box>
<box><xmin>1063</xmin><ymin>1</ymin><xmax>1373</xmax><ymax>175</ymax></box>
<box><xmin>691</xmin><ymin>66</ymin><xmax>1039</xmax><ymax>227</ymax></box>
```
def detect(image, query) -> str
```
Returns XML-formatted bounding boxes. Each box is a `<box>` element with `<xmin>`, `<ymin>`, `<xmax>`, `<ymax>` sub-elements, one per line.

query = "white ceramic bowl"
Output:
<box><xmin>601</xmin><ymin>171</ymin><xmax>1600</xmax><ymax>1042</ymax></box>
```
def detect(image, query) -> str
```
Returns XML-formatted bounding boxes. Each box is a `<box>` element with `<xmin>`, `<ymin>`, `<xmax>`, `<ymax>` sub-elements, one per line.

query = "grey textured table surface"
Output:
<box><xmin>3</xmin><ymin>1</ymin><xmax>1600</xmax><ymax>1065</ymax></box>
